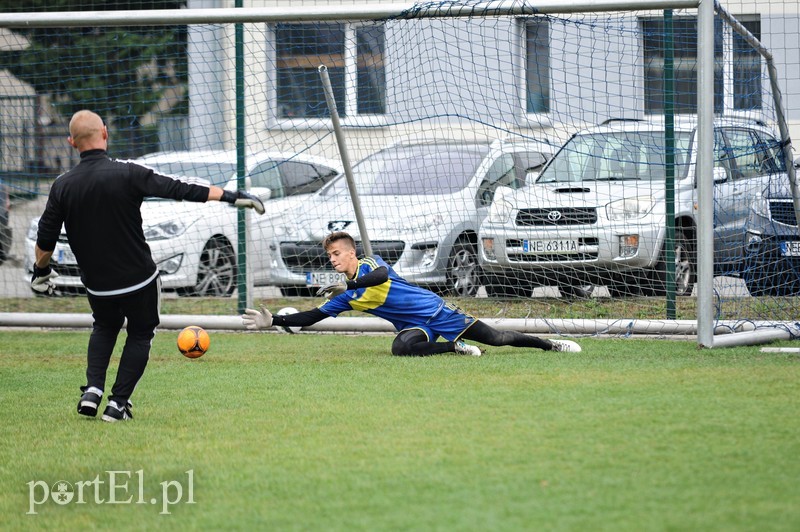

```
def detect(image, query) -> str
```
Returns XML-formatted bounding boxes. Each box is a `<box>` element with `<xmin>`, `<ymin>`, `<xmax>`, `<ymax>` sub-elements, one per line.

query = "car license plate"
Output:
<box><xmin>780</xmin><ymin>241</ymin><xmax>800</xmax><ymax>256</ymax></box>
<box><xmin>523</xmin><ymin>239</ymin><xmax>579</xmax><ymax>254</ymax></box>
<box><xmin>306</xmin><ymin>271</ymin><xmax>347</xmax><ymax>287</ymax></box>
<box><xmin>55</xmin><ymin>244</ymin><xmax>77</xmax><ymax>265</ymax></box>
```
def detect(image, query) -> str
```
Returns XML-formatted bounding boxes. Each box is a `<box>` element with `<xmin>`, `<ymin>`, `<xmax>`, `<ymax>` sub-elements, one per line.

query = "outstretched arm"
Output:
<box><xmin>317</xmin><ymin>266</ymin><xmax>389</xmax><ymax>298</ymax></box>
<box><xmin>242</xmin><ymin>307</ymin><xmax>328</xmax><ymax>330</ymax></box>
<box><xmin>273</xmin><ymin>308</ymin><xmax>328</xmax><ymax>328</ymax></box>
<box><xmin>208</xmin><ymin>186</ymin><xmax>265</xmax><ymax>215</ymax></box>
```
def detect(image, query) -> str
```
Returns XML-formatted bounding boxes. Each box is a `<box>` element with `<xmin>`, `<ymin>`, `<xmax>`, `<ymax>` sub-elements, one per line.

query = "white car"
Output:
<box><xmin>479</xmin><ymin>116</ymin><xmax>789</xmax><ymax>298</ymax></box>
<box><xmin>25</xmin><ymin>150</ymin><xmax>342</xmax><ymax>296</ymax></box>
<box><xmin>267</xmin><ymin>138</ymin><xmax>555</xmax><ymax>296</ymax></box>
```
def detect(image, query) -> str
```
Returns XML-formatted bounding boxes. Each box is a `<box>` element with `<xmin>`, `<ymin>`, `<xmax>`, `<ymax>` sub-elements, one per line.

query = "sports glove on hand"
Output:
<box><xmin>242</xmin><ymin>305</ymin><xmax>273</xmax><ymax>330</ymax></box>
<box><xmin>31</xmin><ymin>264</ymin><xmax>59</xmax><ymax>295</ymax></box>
<box><xmin>316</xmin><ymin>281</ymin><xmax>348</xmax><ymax>299</ymax></box>
<box><xmin>221</xmin><ymin>190</ymin><xmax>265</xmax><ymax>215</ymax></box>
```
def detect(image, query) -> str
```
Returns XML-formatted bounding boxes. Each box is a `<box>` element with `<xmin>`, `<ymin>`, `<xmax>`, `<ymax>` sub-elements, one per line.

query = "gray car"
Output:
<box><xmin>479</xmin><ymin>116</ymin><xmax>789</xmax><ymax>298</ymax></box>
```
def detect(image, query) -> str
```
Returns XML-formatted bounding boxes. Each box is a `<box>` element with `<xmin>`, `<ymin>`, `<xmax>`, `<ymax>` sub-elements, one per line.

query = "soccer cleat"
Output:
<box><xmin>550</xmin><ymin>339</ymin><xmax>582</xmax><ymax>353</ymax></box>
<box><xmin>77</xmin><ymin>386</ymin><xmax>103</xmax><ymax>417</ymax></box>
<box><xmin>455</xmin><ymin>340</ymin><xmax>483</xmax><ymax>356</ymax></box>
<box><xmin>102</xmin><ymin>400</ymin><xmax>133</xmax><ymax>423</ymax></box>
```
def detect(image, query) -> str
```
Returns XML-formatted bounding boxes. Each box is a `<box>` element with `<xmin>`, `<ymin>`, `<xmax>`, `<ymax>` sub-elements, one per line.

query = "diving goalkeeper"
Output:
<box><xmin>242</xmin><ymin>231</ymin><xmax>581</xmax><ymax>356</ymax></box>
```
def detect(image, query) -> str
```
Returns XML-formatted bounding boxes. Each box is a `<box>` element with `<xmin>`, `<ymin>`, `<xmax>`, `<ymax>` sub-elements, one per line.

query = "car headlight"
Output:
<box><xmin>750</xmin><ymin>196</ymin><xmax>770</xmax><ymax>218</ymax></box>
<box><xmin>606</xmin><ymin>196</ymin><xmax>656</xmax><ymax>221</ymax></box>
<box><xmin>143</xmin><ymin>220</ymin><xmax>187</xmax><ymax>241</ymax></box>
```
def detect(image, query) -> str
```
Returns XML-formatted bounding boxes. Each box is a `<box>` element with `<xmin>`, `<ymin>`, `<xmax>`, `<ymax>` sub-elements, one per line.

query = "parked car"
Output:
<box><xmin>742</xmin><ymin>157</ymin><xmax>800</xmax><ymax>296</ymax></box>
<box><xmin>0</xmin><ymin>177</ymin><xmax>11</xmax><ymax>265</ymax></box>
<box><xmin>478</xmin><ymin>116</ymin><xmax>789</xmax><ymax>298</ymax></box>
<box><xmin>267</xmin><ymin>138</ymin><xmax>555</xmax><ymax>296</ymax></box>
<box><xmin>24</xmin><ymin>150</ymin><xmax>342</xmax><ymax>295</ymax></box>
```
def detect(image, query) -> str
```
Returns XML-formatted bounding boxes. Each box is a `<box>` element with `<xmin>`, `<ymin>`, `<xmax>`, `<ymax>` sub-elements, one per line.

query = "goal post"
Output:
<box><xmin>0</xmin><ymin>1</ymin><xmax>797</xmax><ymax>348</ymax></box>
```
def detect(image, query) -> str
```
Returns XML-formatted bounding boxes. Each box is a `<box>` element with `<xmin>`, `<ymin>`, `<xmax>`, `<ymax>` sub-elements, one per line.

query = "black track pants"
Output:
<box><xmin>391</xmin><ymin>320</ymin><xmax>553</xmax><ymax>356</ymax></box>
<box><xmin>85</xmin><ymin>277</ymin><xmax>160</xmax><ymax>404</ymax></box>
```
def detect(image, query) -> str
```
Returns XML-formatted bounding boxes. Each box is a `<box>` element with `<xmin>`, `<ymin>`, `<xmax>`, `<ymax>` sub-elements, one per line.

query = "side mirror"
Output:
<box><xmin>712</xmin><ymin>166</ymin><xmax>728</xmax><ymax>184</ymax></box>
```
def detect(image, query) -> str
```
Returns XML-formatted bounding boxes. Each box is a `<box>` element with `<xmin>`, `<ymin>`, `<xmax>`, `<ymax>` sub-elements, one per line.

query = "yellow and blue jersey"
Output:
<box><xmin>319</xmin><ymin>255</ymin><xmax>475</xmax><ymax>341</ymax></box>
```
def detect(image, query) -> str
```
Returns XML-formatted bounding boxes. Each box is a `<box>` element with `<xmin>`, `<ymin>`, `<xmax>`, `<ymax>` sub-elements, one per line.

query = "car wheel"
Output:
<box><xmin>446</xmin><ymin>242</ymin><xmax>480</xmax><ymax>297</ymax></box>
<box><xmin>280</xmin><ymin>286</ymin><xmax>315</xmax><ymax>297</ymax></box>
<box><xmin>187</xmin><ymin>237</ymin><xmax>236</xmax><ymax>297</ymax></box>
<box><xmin>673</xmin><ymin>231</ymin><xmax>696</xmax><ymax>296</ymax></box>
<box><xmin>484</xmin><ymin>274</ymin><xmax>527</xmax><ymax>298</ymax></box>
<box><xmin>558</xmin><ymin>283</ymin><xmax>594</xmax><ymax>299</ymax></box>
<box><xmin>643</xmin><ymin>229</ymin><xmax>695</xmax><ymax>297</ymax></box>
<box><xmin>607</xmin><ymin>273</ymin><xmax>641</xmax><ymax>298</ymax></box>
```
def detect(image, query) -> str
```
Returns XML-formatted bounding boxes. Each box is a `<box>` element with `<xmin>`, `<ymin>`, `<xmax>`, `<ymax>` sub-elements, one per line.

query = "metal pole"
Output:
<box><xmin>696</xmin><ymin>0</ymin><xmax>715</xmax><ymax>347</ymax></box>
<box><xmin>318</xmin><ymin>64</ymin><xmax>372</xmax><ymax>256</ymax></box>
<box><xmin>664</xmin><ymin>9</ymin><xmax>676</xmax><ymax>319</ymax></box>
<box><xmin>235</xmin><ymin>4</ymin><xmax>250</xmax><ymax>313</ymax></box>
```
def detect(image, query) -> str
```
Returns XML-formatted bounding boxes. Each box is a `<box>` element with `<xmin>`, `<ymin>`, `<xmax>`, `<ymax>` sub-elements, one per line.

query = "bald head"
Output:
<box><xmin>68</xmin><ymin>110</ymin><xmax>108</xmax><ymax>152</ymax></box>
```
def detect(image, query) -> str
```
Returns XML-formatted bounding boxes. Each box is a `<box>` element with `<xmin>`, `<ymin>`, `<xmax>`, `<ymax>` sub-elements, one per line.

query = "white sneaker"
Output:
<box><xmin>550</xmin><ymin>339</ymin><xmax>582</xmax><ymax>352</ymax></box>
<box><xmin>455</xmin><ymin>340</ymin><xmax>483</xmax><ymax>356</ymax></box>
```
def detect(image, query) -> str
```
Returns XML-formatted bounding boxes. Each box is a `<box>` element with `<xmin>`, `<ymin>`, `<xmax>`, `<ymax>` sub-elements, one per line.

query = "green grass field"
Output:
<box><xmin>1</xmin><ymin>330</ymin><xmax>799</xmax><ymax>530</ymax></box>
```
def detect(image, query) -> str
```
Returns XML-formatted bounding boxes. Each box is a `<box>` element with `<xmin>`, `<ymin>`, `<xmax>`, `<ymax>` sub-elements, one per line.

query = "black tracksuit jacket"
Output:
<box><xmin>36</xmin><ymin>149</ymin><xmax>211</xmax><ymax>295</ymax></box>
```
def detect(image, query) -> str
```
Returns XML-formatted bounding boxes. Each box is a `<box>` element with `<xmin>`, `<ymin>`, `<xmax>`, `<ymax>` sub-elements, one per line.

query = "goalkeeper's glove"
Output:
<box><xmin>221</xmin><ymin>190</ymin><xmax>265</xmax><ymax>215</ymax></box>
<box><xmin>242</xmin><ymin>305</ymin><xmax>273</xmax><ymax>330</ymax></box>
<box><xmin>316</xmin><ymin>281</ymin><xmax>348</xmax><ymax>299</ymax></box>
<box><xmin>31</xmin><ymin>264</ymin><xmax>58</xmax><ymax>295</ymax></box>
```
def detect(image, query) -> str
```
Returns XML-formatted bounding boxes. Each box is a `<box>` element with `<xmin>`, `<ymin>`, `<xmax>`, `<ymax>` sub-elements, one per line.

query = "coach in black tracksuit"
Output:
<box><xmin>32</xmin><ymin>110</ymin><xmax>265</xmax><ymax>422</ymax></box>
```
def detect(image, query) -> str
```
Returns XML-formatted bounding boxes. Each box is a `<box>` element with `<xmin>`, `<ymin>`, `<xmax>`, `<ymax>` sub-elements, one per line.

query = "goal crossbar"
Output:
<box><xmin>0</xmin><ymin>1</ymin><xmax>699</xmax><ymax>28</ymax></box>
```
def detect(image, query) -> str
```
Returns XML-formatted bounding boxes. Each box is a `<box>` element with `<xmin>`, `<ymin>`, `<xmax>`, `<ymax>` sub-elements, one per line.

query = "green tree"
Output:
<box><xmin>0</xmin><ymin>1</ymin><xmax>187</xmax><ymax>157</ymax></box>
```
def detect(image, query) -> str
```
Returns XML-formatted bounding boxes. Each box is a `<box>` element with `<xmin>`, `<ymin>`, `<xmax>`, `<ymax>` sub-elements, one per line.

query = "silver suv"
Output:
<box><xmin>479</xmin><ymin>116</ymin><xmax>788</xmax><ymax>298</ymax></box>
<box><xmin>267</xmin><ymin>138</ymin><xmax>555</xmax><ymax>296</ymax></box>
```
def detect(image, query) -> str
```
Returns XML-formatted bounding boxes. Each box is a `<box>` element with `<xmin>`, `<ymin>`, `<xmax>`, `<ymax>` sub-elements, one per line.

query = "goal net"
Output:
<box><xmin>0</xmin><ymin>1</ymin><xmax>798</xmax><ymax>345</ymax></box>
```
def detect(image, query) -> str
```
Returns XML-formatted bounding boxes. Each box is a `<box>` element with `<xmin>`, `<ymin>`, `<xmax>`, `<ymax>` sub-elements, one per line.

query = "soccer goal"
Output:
<box><xmin>0</xmin><ymin>0</ymin><xmax>798</xmax><ymax>348</ymax></box>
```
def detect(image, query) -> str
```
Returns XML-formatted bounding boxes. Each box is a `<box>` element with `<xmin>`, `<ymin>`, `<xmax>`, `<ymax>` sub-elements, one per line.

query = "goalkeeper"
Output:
<box><xmin>242</xmin><ymin>231</ymin><xmax>581</xmax><ymax>356</ymax></box>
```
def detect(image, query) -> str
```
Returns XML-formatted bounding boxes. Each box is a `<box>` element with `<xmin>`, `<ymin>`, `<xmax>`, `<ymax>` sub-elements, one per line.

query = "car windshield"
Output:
<box><xmin>536</xmin><ymin>131</ymin><xmax>692</xmax><ymax>184</ymax></box>
<box><xmin>321</xmin><ymin>144</ymin><xmax>490</xmax><ymax>196</ymax></box>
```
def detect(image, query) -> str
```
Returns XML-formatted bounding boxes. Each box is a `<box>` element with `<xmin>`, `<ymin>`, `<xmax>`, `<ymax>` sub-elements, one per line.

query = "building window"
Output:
<box><xmin>525</xmin><ymin>18</ymin><xmax>550</xmax><ymax>114</ymax></box>
<box><xmin>356</xmin><ymin>25</ymin><xmax>385</xmax><ymax>115</ymax></box>
<box><xmin>275</xmin><ymin>23</ymin><xmax>385</xmax><ymax>119</ymax></box>
<box><xmin>641</xmin><ymin>15</ymin><xmax>761</xmax><ymax>115</ymax></box>
<box><xmin>732</xmin><ymin>16</ymin><xmax>761</xmax><ymax>110</ymax></box>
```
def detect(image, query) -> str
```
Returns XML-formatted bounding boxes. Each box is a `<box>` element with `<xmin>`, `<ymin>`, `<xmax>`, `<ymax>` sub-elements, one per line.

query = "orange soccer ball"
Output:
<box><xmin>177</xmin><ymin>326</ymin><xmax>210</xmax><ymax>359</ymax></box>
